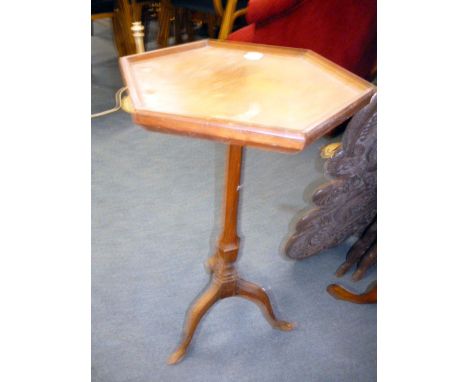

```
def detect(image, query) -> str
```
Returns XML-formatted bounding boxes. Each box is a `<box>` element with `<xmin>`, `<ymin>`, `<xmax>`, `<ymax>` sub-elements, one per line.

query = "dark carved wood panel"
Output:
<box><xmin>285</xmin><ymin>94</ymin><xmax>377</xmax><ymax>260</ymax></box>
<box><xmin>336</xmin><ymin>218</ymin><xmax>377</xmax><ymax>280</ymax></box>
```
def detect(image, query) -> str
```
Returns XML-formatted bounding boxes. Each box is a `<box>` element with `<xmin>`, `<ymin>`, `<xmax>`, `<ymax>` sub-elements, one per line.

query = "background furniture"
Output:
<box><xmin>327</xmin><ymin>281</ymin><xmax>377</xmax><ymax>304</ymax></box>
<box><xmin>285</xmin><ymin>95</ymin><xmax>376</xmax><ymax>262</ymax></box>
<box><xmin>157</xmin><ymin>0</ymin><xmax>248</xmax><ymax>47</ymax></box>
<box><xmin>140</xmin><ymin>1</ymin><xmax>160</xmax><ymax>49</ymax></box>
<box><xmin>92</xmin><ymin>0</ymin><xmax>151</xmax><ymax>56</ymax></box>
<box><xmin>328</xmin><ymin>217</ymin><xmax>377</xmax><ymax>303</ymax></box>
<box><xmin>336</xmin><ymin>218</ymin><xmax>377</xmax><ymax>281</ymax></box>
<box><xmin>287</xmin><ymin>95</ymin><xmax>377</xmax><ymax>302</ymax></box>
<box><xmin>228</xmin><ymin>0</ymin><xmax>377</xmax><ymax>80</ymax></box>
<box><xmin>285</xmin><ymin>95</ymin><xmax>377</xmax><ymax>299</ymax></box>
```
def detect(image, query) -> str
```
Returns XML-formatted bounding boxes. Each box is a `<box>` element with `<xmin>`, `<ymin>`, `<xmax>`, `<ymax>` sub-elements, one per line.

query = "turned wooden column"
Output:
<box><xmin>216</xmin><ymin>144</ymin><xmax>242</xmax><ymax>265</ymax></box>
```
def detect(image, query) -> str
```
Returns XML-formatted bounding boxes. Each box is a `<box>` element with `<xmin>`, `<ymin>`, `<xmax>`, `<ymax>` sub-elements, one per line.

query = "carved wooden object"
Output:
<box><xmin>285</xmin><ymin>95</ymin><xmax>377</xmax><ymax>261</ymax></box>
<box><xmin>327</xmin><ymin>281</ymin><xmax>377</xmax><ymax>304</ymax></box>
<box><xmin>336</xmin><ymin>218</ymin><xmax>377</xmax><ymax>281</ymax></box>
<box><xmin>328</xmin><ymin>217</ymin><xmax>377</xmax><ymax>303</ymax></box>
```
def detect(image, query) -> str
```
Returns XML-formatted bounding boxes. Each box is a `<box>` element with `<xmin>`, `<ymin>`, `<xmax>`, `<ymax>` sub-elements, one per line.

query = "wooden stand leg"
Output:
<box><xmin>167</xmin><ymin>284</ymin><xmax>220</xmax><ymax>365</ymax></box>
<box><xmin>236</xmin><ymin>278</ymin><xmax>294</xmax><ymax>330</ymax></box>
<box><xmin>168</xmin><ymin>145</ymin><xmax>294</xmax><ymax>365</ymax></box>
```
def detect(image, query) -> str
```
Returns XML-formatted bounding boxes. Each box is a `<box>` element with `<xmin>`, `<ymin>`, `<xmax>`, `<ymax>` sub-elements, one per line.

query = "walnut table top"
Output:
<box><xmin>119</xmin><ymin>39</ymin><xmax>376</xmax><ymax>153</ymax></box>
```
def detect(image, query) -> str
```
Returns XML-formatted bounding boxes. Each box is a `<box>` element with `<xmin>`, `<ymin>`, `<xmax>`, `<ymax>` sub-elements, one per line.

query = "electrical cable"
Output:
<box><xmin>91</xmin><ymin>86</ymin><xmax>128</xmax><ymax>118</ymax></box>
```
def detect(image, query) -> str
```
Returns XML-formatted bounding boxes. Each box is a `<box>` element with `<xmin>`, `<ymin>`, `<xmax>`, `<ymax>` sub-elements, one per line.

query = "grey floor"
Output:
<box><xmin>92</xmin><ymin>20</ymin><xmax>376</xmax><ymax>382</ymax></box>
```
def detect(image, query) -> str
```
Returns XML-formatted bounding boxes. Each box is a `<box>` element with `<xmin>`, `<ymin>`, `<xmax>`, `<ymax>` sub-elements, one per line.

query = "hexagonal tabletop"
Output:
<box><xmin>120</xmin><ymin>40</ymin><xmax>376</xmax><ymax>153</ymax></box>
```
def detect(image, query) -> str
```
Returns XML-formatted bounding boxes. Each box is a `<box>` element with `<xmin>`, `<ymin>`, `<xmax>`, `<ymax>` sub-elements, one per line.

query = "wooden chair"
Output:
<box><xmin>157</xmin><ymin>0</ymin><xmax>247</xmax><ymax>47</ymax></box>
<box><xmin>92</xmin><ymin>0</ymin><xmax>152</xmax><ymax>56</ymax></box>
<box><xmin>119</xmin><ymin>0</ymin><xmax>236</xmax><ymax>116</ymax></box>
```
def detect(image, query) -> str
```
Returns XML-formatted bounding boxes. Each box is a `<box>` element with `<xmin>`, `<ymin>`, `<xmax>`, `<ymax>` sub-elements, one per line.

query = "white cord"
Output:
<box><xmin>91</xmin><ymin>87</ymin><xmax>128</xmax><ymax>118</ymax></box>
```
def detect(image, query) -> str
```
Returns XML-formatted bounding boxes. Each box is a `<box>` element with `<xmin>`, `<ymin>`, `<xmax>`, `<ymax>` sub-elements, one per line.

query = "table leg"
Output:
<box><xmin>167</xmin><ymin>145</ymin><xmax>294</xmax><ymax>365</ymax></box>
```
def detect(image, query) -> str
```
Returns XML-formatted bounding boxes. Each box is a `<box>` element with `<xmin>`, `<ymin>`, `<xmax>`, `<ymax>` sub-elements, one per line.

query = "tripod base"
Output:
<box><xmin>167</xmin><ymin>256</ymin><xmax>294</xmax><ymax>365</ymax></box>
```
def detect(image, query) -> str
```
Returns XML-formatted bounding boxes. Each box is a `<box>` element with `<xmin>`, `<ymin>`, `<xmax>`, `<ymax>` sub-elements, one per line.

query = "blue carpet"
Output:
<box><xmin>92</xmin><ymin>20</ymin><xmax>376</xmax><ymax>382</ymax></box>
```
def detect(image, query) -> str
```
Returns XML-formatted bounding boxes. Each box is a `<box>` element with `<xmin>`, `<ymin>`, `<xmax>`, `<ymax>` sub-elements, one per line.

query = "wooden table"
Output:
<box><xmin>119</xmin><ymin>39</ymin><xmax>376</xmax><ymax>364</ymax></box>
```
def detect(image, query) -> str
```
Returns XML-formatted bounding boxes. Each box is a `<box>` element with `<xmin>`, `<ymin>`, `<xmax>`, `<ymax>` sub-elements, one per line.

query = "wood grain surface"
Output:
<box><xmin>120</xmin><ymin>40</ymin><xmax>376</xmax><ymax>152</ymax></box>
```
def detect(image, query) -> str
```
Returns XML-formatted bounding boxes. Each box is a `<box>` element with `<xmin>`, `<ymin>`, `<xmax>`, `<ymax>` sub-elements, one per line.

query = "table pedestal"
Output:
<box><xmin>167</xmin><ymin>145</ymin><xmax>294</xmax><ymax>365</ymax></box>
